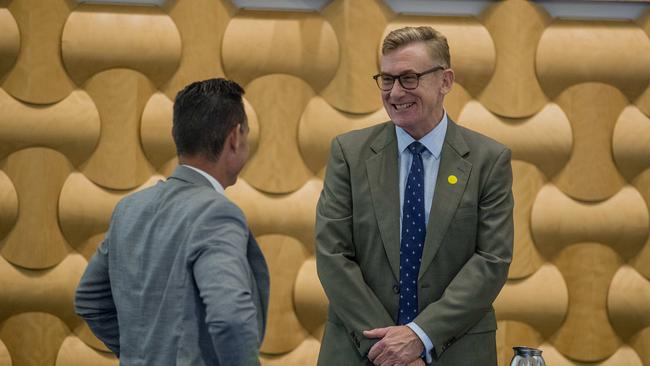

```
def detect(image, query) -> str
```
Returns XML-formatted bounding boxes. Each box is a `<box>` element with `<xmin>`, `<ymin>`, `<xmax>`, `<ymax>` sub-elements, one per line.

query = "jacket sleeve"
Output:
<box><xmin>316</xmin><ymin>137</ymin><xmax>396</xmax><ymax>357</ymax></box>
<box><xmin>190</xmin><ymin>201</ymin><xmax>262</xmax><ymax>366</ymax></box>
<box><xmin>414</xmin><ymin>147</ymin><xmax>514</xmax><ymax>359</ymax></box>
<box><xmin>75</xmin><ymin>235</ymin><xmax>120</xmax><ymax>356</ymax></box>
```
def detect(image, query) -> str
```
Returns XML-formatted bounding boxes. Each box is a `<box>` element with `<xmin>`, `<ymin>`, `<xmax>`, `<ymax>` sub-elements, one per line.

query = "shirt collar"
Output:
<box><xmin>182</xmin><ymin>164</ymin><xmax>225</xmax><ymax>195</ymax></box>
<box><xmin>395</xmin><ymin>111</ymin><xmax>448</xmax><ymax>160</ymax></box>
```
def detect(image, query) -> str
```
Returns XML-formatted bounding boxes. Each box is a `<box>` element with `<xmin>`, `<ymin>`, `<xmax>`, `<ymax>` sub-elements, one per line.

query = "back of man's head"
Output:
<box><xmin>172</xmin><ymin>78</ymin><xmax>246</xmax><ymax>161</ymax></box>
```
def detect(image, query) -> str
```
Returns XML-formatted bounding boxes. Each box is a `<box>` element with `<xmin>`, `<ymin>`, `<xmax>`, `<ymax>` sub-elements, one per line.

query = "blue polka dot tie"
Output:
<box><xmin>398</xmin><ymin>141</ymin><xmax>427</xmax><ymax>325</ymax></box>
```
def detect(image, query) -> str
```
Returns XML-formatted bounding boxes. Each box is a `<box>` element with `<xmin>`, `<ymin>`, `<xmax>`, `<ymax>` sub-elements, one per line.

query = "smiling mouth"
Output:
<box><xmin>393</xmin><ymin>102</ymin><xmax>415</xmax><ymax>110</ymax></box>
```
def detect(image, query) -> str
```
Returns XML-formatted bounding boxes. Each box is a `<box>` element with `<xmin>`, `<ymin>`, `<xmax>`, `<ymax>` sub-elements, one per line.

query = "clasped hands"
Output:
<box><xmin>363</xmin><ymin>325</ymin><xmax>425</xmax><ymax>366</ymax></box>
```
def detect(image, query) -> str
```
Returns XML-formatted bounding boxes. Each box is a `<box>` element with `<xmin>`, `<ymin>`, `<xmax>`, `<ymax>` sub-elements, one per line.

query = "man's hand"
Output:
<box><xmin>363</xmin><ymin>325</ymin><xmax>424</xmax><ymax>366</ymax></box>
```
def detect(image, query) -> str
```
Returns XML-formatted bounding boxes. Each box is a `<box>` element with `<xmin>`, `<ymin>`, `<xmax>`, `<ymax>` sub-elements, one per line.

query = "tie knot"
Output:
<box><xmin>408</xmin><ymin>141</ymin><xmax>427</xmax><ymax>156</ymax></box>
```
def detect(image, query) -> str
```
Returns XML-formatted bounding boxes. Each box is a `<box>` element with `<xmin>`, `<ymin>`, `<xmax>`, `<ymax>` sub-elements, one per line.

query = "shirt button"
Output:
<box><xmin>393</xmin><ymin>285</ymin><xmax>400</xmax><ymax>294</ymax></box>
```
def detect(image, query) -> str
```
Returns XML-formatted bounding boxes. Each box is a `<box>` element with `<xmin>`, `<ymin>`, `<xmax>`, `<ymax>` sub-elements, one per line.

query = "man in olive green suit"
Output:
<box><xmin>316</xmin><ymin>27</ymin><xmax>513</xmax><ymax>365</ymax></box>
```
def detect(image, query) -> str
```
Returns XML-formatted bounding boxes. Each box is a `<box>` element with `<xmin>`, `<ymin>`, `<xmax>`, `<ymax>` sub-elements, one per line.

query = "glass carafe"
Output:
<box><xmin>510</xmin><ymin>346</ymin><xmax>546</xmax><ymax>366</ymax></box>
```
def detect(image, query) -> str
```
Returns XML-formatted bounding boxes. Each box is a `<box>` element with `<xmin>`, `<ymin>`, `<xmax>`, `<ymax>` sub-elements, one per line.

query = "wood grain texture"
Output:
<box><xmin>0</xmin><ymin>170</ymin><xmax>17</xmax><ymax>244</ymax></box>
<box><xmin>613</xmin><ymin>105</ymin><xmax>650</xmax><ymax>181</ymax></box>
<box><xmin>55</xmin><ymin>336</ymin><xmax>117</xmax><ymax>366</ymax></box>
<box><xmin>293</xmin><ymin>258</ymin><xmax>327</xmax><ymax>340</ymax></box>
<box><xmin>479</xmin><ymin>0</ymin><xmax>550</xmax><ymax>118</ymax></box>
<box><xmin>531</xmin><ymin>185</ymin><xmax>649</xmax><ymax>260</ymax></box>
<box><xmin>608</xmin><ymin>266</ymin><xmax>650</xmax><ymax>339</ymax></box>
<box><xmin>242</xmin><ymin>75</ymin><xmax>314</xmax><ymax>194</ymax></box>
<box><xmin>62</xmin><ymin>4</ymin><xmax>181</xmax><ymax>87</ymax></box>
<box><xmin>496</xmin><ymin>321</ymin><xmax>543</xmax><ymax>366</ymax></box>
<box><xmin>510</xmin><ymin>161</ymin><xmax>546</xmax><ymax>279</ymax></box>
<box><xmin>162</xmin><ymin>0</ymin><xmax>235</xmax><ymax>99</ymax></box>
<box><xmin>494</xmin><ymin>264</ymin><xmax>567</xmax><ymax>337</ymax></box>
<box><xmin>81</xmin><ymin>69</ymin><xmax>156</xmax><ymax>190</ymax></box>
<box><xmin>2</xmin><ymin>0</ymin><xmax>75</xmax><ymax>103</ymax></box>
<box><xmin>553</xmin><ymin>83</ymin><xmax>628</xmax><ymax>201</ymax></box>
<box><xmin>551</xmin><ymin>243</ymin><xmax>622</xmax><ymax>362</ymax></box>
<box><xmin>320</xmin><ymin>0</ymin><xmax>392</xmax><ymax>114</ymax></box>
<box><xmin>458</xmin><ymin>101</ymin><xmax>572</xmax><ymax>179</ymax></box>
<box><xmin>0</xmin><ymin>148</ymin><xmax>72</xmax><ymax>269</ymax></box>
<box><xmin>226</xmin><ymin>178</ymin><xmax>321</xmax><ymax>253</ymax></box>
<box><xmin>0</xmin><ymin>7</ymin><xmax>19</xmax><ymax>80</ymax></box>
<box><xmin>0</xmin><ymin>88</ymin><xmax>100</xmax><ymax>165</ymax></box>
<box><xmin>222</xmin><ymin>11</ymin><xmax>339</xmax><ymax>92</ymax></box>
<box><xmin>0</xmin><ymin>313</ymin><xmax>70</xmax><ymax>366</ymax></box>
<box><xmin>260</xmin><ymin>337</ymin><xmax>320</xmax><ymax>366</ymax></box>
<box><xmin>258</xmin><ymin>235</ymin><xmax>310</xmax><ymax>354</ymax></box>
<box><xmin>537</xmin><ymin>20</ymin><xmax>650</xmax><ymax>100</ymax></box>
<box><xmin>0</xmin><ymin>338</ymin><xmax>10</xmax><ymax>366</ymax></box>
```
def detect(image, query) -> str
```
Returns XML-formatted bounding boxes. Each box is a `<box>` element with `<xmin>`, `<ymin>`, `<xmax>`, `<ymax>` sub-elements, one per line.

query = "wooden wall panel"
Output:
<box><xmin>0</xmin><ymin>1</ymin><xmax>648</xmax><ymax>365</ymax></box>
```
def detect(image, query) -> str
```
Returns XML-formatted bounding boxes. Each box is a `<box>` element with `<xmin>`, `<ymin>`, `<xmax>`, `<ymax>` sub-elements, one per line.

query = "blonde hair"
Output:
<box><xmin>382</xmin><ymin>26</ymin><xmax>451</xmax><ymax>68</ymax></box>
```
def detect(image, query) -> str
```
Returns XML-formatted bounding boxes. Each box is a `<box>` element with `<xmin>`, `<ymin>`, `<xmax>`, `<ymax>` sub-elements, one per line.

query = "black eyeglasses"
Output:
<box><xmin>372</xmin><ymin>66</ymin><xmax>446</xmax><ymax>91</ymax></box>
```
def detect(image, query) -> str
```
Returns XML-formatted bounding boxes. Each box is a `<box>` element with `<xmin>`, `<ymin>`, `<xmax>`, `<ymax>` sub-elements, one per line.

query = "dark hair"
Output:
<box><xmin>172</xmin><ymin>78</ymin><xmax>246</xmax><ymax>160</ymax></box>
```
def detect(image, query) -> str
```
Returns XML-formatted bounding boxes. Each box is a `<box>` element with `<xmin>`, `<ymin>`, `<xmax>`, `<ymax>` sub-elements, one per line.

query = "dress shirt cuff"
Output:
<box><xmin>407</xmin><ymin>322</ymin><xmax>433</xmax><ymax>364</ymax></box>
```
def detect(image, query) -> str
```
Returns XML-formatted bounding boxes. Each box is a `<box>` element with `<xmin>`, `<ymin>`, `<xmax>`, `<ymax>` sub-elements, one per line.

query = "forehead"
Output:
<box><xmin>380</xmin><ymin>42</ymin><xmax>435</xmax><ymax>74</ymax></box>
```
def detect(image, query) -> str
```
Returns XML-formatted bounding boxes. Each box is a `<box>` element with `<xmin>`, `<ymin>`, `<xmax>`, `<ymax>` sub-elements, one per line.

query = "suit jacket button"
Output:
<box><xmin>393</xmin><ymin>285</ymin><xmax>400</xmax><ymax>294</ymax></box>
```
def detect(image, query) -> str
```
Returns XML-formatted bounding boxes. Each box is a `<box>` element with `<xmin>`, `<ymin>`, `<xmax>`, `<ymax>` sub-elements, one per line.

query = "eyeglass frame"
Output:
<box><xmin>372</xmin><ymin>65</ymin><xmax>446</xmax><ymax>91</ymax></box>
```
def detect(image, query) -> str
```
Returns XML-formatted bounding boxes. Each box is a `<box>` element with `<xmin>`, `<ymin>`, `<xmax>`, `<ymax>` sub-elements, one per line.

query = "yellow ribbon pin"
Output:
<box><xmin>448</xmin><ymin>175</ymin><xmax>458</xmax><ymax>185</ymax></box>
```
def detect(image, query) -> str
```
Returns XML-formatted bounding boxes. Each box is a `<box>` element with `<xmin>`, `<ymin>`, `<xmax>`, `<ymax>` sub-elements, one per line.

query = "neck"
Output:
<box><xmin>406</xmin><ymin>109</ymin><xmax>444</xmax><ymax>140</ymax></box>
<box><xmin>178</xmin><ymin>155</ymin><xmax>231</xmax><ymax>188</ymax></box>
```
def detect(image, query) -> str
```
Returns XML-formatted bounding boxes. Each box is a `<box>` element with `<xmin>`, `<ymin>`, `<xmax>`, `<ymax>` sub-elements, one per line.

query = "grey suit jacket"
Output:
<box><xmin>75</xmin><ymin>165</ymin><xmax>269</xmax><ymax>366</ymax></box>
<box><xmin>316</xmin><ymin>120</ymin><xmax>513</xmax><ymax>365</ymax></box>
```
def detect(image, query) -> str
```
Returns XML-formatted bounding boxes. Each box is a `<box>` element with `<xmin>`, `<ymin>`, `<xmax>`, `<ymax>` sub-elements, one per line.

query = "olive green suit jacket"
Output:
<box><xmin>315</xmin><ymin>120</ymin><xmax>513</xmax><ymax>365</ymax></box>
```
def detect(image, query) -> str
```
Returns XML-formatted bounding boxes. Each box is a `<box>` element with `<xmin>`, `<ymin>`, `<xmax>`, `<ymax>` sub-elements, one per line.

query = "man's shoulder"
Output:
<box><xmin>453</xmin><ymin>121</ymin><xmax>509</xmax><ymax>155</ymax></box>
<box><xmin>334</xmin><ymin>121</ymin><xmax>393</xmax><ymax>150</ymax></box>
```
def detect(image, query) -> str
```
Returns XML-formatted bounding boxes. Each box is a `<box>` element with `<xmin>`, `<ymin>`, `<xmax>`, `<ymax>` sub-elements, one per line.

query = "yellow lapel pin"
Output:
<box><xmin>448</xmin><ymin>175</ymin><xmax>458</xmax><ymax>185</ymax></box>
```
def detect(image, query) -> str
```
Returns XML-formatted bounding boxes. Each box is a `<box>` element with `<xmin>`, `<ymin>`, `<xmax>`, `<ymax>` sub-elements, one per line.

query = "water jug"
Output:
<box><xmin>510</xmin><ymin>346</ymin><xmax>546</xmax><ymax>366</ymax></box>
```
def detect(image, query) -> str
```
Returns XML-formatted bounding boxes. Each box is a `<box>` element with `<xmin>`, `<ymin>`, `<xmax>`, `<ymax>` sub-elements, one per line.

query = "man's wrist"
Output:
<box><xmin>406</xmin><ymin>322</ymin><xmax>433</xmax><ymax>363</ymax></box>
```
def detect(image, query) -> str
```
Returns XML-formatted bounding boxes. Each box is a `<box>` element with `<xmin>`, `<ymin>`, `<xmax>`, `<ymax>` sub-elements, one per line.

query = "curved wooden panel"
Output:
<box><xmin>2</xmin><ymin>0</ymin><xmax>75</xmax><ymax>103</ymax></box>
<box><xmin>608</xmin><ymin>266</ymin><xmax>650</xmax><ymax>339</ymax></box>
<box><xmin>554</xmin><ymin>83</ymin><xmax>628</xmax><ymax>201</ymax></box>
<box><xmin>531</xmin><ymin>185</ymin><xmax>649</xmax><ymax>260</ymax></box>
<box><xmin>222</xmin><ymin>12</ymin><xmax>338</xmax><ymax>92</ymax></box>
<box><xmin>0</xmin><ymin>337</ymin><xmax>10</xmax><ymax>366</ymax></box>
<box><xmin>537</xmin><ymin>21</ymin><xmax>650</xmax><ymax>100</ymax></box>
<box><xmin>0</xmin><ymin>255</ymin><xmax>84</xmax><ymax>328</ymax></box>
<box><xmin>613</xmin><ymin>105</ymin><xmax>650</xmax><ymax>181</ymax></box>
<box><xmin>162</xmin><ymin>0</ymin><xmax>235</xmax><ymax>99</ymax></box>
<box><xmin>479</xmin><ymin>0</ymin><xmax>550</xmax><ymax>118</ymax></box>
<box><xmin>0</xmin><ymin>148</ymin><xmax>72</xmax><ymax>269</ymax></box>
<box><xmin>0</xmin><ymin>8</ymin><xmax>19</xmax><ymax>79</ymax></box>
<box><xmin>298</xmin><ymin>97</ymin><xmax>388</xmax><ymax>175</ymax></box>
<box><xmin>0</xmin><ymin>170</ymin><xmax>17</xmax><ymax>242</ymax></box>
<box><xmin>444</xmin><ymin>82</ymin><xmax>473</xmax><ymax>123</ymax></box>
<box><xmin>551</xmin><ymin>243</ymin><xmax>622</xmax><ymax>362</ymax></box>
<box><xmin>458</xmin><ymin>101</ymin><xmax>572</xmax><ymax>179</ymax></box>
<box><xmin>58</xmin><ymin>173</ymin><xmax>163</xmax><ymax>259</ymax></box>
<box><xmin>637</xmin><ymin>86</ymin><xmax>650</xmax><ymax>117</ymax></box>
<box><xmin>81</xmin><ymin>69</ymin><xmax>156</xmax><ymax>190</ymax></box>
<box><xmin>257</xmin><ymin>235</ymin><xmax>310</xmax><ymax>354</ymax></box>
<box><xmin>384</xmin><ymin>16</ymin><xmax>495</xmax><ymax>97</ymax></box>
<box><xmin>509</xmin><ymin>161</ymin><xmax>546</xmax><ymax>279</ymax></box>
<box><xmin>319</xmin><ymin>0</ymin><xmax>391</xmax><ymax>114</ymax></box>
<box><xmin>0</xmin><ymin>88</ymin><xmax>100</xmax><ymax>165</ymax></box>
<box><xmin>55</xmin><ymin>336</ymin><xmax>117</xmax><ymax>366</ymax></box>
<box><xmin>293</xmin><ymin>257</ymin><xmax>327</xmax><ymax>340</ymax></box>
<box><xmin>541</xmin><ymin>344</ymin><xmax>643</xmax><ymax>366</ymax></box>
<box><xmin>226</xmin><ymin>178</ymin><xmax>321</xmax><ymax>254</ymax></box>
<box><xmin>631</xmin><ymin>327</ymin><xmax>650</xmax><ymax>366</ymax></box>
<box><xmin>0</xmin><ymin>313</ymin><xmax>70</xmax><ymax>366</ymax></box>
<box><xmin>242</xmin><ymin>75</ymin><xmax>314</xmax><ymax>194</ymax></box>
<box><xmin>631</xmin><ymin>169</ymin><xmax>650</xmax><ymax>280</ymax></box>
<box><xmin>496</xmin><ymin>321</ymin><xmax>543</xmax><ymax>366</ymax></box>
<box><xmin>260</xmin><ymin>337</ymin><xmax>320</xmax><ymax>366</ymax></box>
<box><xmin>494</xmin><ymin>264</ymin><xmax>568</xmax><ymax>337</ymax></box>
<box><xmin>62</xmin><ymin>4</ymin><xmax>181</xmax><ymax>87</ymax></box>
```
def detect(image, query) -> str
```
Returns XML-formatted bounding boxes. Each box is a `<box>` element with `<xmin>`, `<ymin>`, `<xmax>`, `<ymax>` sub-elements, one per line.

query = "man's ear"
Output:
<box><xmin>440</xmin><ymin>68</ymin><xmax>455</xmax><ymax>95</ymax></box>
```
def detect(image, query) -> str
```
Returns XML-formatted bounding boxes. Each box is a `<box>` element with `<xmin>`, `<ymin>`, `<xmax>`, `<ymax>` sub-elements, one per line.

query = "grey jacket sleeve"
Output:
<box><xmin>75</xmin><ymin>236</ymin><xmax>120</xmax><ymax>356</ymax></box>
<box><xmin>190</xmin><ymin>200</ymin><xmax>261</xmax><ymax>366</ymax></box>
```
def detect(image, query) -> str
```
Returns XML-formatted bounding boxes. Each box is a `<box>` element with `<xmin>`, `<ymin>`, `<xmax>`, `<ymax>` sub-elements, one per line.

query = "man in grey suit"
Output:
<box><xmin>75</xmin><ymin>78</ymin><xmax>269</xmax><ymax>365</ymax></box>
<box><xmin>316</xmin><ymin>26</ymin><xmax>513</xmax><ymax>365</ymax></box>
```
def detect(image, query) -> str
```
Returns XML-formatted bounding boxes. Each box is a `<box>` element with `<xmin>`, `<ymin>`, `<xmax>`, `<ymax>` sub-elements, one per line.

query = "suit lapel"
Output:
<box><xmin>366</xmin><ymin>124</ymin><xmax>401</xmax><ymax>281</ymax></box>
<box><xmin>419</xmin><ymin>120</ymin><xmax>472</xmax><ymax>279</ymax></box>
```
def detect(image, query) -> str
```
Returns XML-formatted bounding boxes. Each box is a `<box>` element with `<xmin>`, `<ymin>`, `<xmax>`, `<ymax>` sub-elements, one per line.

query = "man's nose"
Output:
<box><xmin>388</xmin><ymin>80</ymin><xmax>406</xmax><ymax>97</ymax></box>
